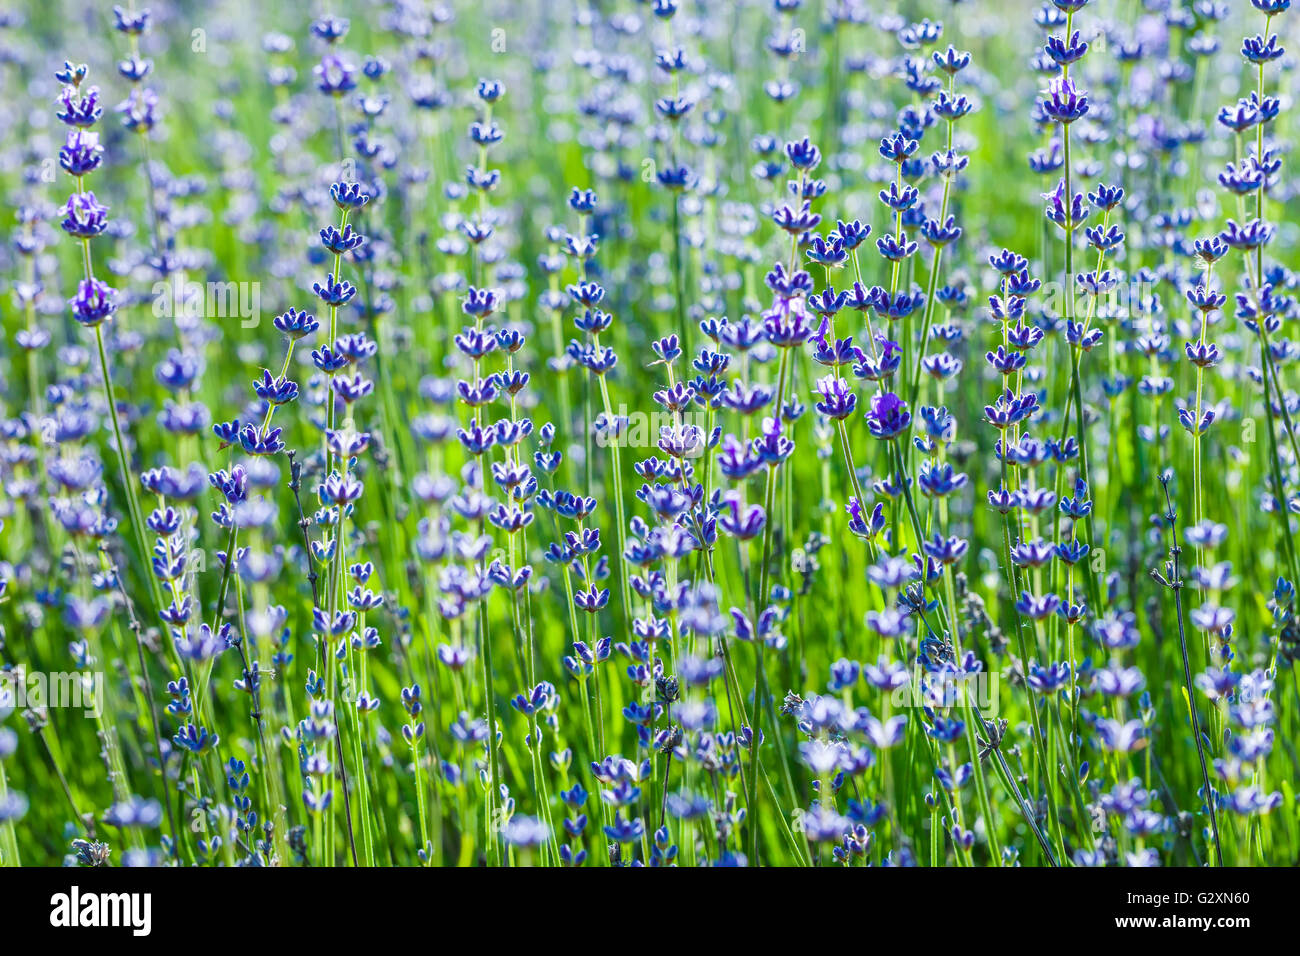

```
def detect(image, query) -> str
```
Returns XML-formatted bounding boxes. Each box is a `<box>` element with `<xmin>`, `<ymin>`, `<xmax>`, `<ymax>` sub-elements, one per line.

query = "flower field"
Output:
<box><xmin>0</xmin><ymin>0</ymin><xmax>1297</xmax><ymax>868</ymax></box>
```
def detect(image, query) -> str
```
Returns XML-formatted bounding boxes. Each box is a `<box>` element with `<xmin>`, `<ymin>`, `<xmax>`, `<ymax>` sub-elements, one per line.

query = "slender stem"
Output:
<box><xmin>1156</xmin><ymin>477</ymin><xmax>1223</xmax><ymax>867</ymax></box>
